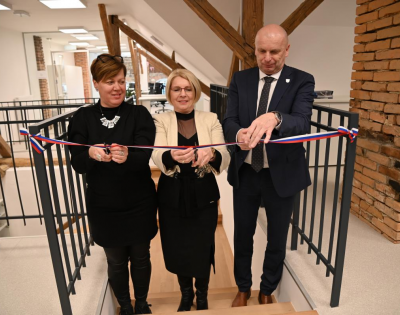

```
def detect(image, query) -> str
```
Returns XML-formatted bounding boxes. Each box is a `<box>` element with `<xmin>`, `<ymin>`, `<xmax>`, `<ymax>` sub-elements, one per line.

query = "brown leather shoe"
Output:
<box><xmin>232</xmin><ymin>289</ymin><xmax>251</xmax><ymax>307</ymax></box>
<box><xmin>258</xmin><ymin>291</ymin><xmax>273</xmax><ymax>304</ymax></box>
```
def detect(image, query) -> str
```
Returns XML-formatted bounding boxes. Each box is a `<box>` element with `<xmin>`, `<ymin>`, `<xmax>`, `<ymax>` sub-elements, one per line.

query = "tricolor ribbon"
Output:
<box><xmin>20</xmin><ymin>126</ymin><xmax>358</xmax><ymax>155</ymax></box>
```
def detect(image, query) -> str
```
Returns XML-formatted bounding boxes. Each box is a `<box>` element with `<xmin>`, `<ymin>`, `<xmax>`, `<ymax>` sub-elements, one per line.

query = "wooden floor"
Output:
<box><xmin>130</xmin><ymin>225</ymin><xmax>236</xmax><ymax>297</ymax></box>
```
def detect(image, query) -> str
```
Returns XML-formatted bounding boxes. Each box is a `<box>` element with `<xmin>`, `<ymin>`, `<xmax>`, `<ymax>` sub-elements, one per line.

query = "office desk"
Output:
<box><xmin>138</xmin><ymin>94</ymin><xmax>167</xmax><ymax>112</ymax></box>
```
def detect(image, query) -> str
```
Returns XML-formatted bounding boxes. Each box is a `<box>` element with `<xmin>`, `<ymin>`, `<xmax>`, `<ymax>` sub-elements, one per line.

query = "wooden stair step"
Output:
<box><xmin>147</xmin><ymin>302</ymin><xmax>295</xmax><ymax>315</ymax></box>
<box><xmin>147</xmin><ymin>290</ymin><xmax>276</xmax><ymax>305</ymax></box>
<box><xmin>281</xmin><ymin>312</ymin><xmax>319</xmax><ymax>315</ymax></box>
<box><xmin>147</xmin><ymin>287</ymin><xmax>238</xmax><ymax>299</ymax></box>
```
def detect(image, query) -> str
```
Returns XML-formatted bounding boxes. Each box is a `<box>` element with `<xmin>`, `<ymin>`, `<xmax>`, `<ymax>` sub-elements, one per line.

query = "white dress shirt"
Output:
<box><xmin>243</xmin><ymin>69</ymin><xmax>282</xmax><ymax>168</ymax></box>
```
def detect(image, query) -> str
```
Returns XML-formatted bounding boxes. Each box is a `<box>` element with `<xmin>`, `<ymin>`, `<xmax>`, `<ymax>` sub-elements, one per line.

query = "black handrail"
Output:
<box><xmin>0</xmin><ymin>99</ymin><xmax>98</xmax><ymax>229</ymax></box>
<box><xmin>210</xmin><ymin>84</ymin><xmax>359</xmax><ymax>308</ymax></box>
<box><xmin>29</xmin><ymin>105</ymin><xmax>95</xmax><ymax>314</ymax></box>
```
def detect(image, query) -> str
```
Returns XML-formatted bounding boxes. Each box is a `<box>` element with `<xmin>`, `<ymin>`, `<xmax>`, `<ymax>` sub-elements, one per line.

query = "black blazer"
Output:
<box><xmin>222</xmin><ymin>65</ymin><xmax>314</xmax><ymax>198</ymax></box>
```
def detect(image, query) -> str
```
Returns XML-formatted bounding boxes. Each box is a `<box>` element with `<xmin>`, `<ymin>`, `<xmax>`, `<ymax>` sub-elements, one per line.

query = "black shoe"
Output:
<box><xmin>120</xmin><ymin>304</ymin><xmax>134</xmax><ymax>315</ymax></box>
<box><xmin>177</xmin><ymin>287</ymin><xmax>194</xmax><ymax>312</ymax></box>
<box><xmin>134</xmin><ymin>301</ymin><xmax>152</xmax><ymax>314</ymax></box>
<box><xmin>194</xmin><ymin>276</ymin><xmax>209</xmax><ymax>310</ymax></box>
<box><xmin>195</xmin><ymin>289</ymin><xmax>208</xmax><ymax>310</ymax></box>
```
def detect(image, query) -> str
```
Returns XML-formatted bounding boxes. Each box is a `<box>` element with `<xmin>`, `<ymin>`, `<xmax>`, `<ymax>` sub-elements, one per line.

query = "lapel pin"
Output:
<box><xmin>286</xmin><ymin>79</ymin><xmax>290</xmax><ymax>83</ymax></box>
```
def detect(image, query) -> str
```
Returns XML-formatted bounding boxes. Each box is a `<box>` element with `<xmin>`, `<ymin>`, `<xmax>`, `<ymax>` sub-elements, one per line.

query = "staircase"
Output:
<box><xmin>117</xmin><ymin>288</ymin><xmax>317</xmax><ymax>314</ymax></box>
<box><xmin>111</xmin><ymin>168</ymin><xmax>317</xmax><ymax>315</ymax></box>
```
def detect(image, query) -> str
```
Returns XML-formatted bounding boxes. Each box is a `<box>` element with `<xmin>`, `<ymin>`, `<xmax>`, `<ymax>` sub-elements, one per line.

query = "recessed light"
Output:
<box><xmin>39</xmin><ymin>0</ymin><xmax>86</xmax><ymax>9</ymax></box>
<box><xmin>59</xmin><ymin>27</ymin><xmax>88</xmax><ymax>34</ymax></box>
<box><xmin>72</xmin><ymin>35</ymin><xmax>99</xmax><ymax>40</ymax></box>
<box><xmin>102</xmin><ymin>49</ymin><xmax>109</xmax><ymax>52</ymax></box>
<box><xmin>96</xmin><ymin>46</ymin><xmax>108</xmax><ymax>49</ymax></box>
<box><xmin>13</xmin><ymin>10</ymin><xmax>30</xmax><ymax>17</ymax></box>
<box><xmin>0</xmin><ymin>0</ymin><xmax>12</xmax><ymax>10</ymax></box>
<box><xmin>69</xmin><ymin>41</ymin><xmax>89</xmax><ymax>46</ymax></box>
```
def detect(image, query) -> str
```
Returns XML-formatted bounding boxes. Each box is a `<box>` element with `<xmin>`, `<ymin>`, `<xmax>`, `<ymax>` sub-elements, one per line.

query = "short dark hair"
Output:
<box><xmin>90</xmin><ymin>54</ymin><xmax>127</xmax><ymax>82</ymax></box>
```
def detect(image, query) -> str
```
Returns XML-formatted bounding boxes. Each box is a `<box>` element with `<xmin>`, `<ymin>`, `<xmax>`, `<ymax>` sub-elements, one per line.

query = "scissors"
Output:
<box><xmin>103</xmin><ymin>143</ymin><xmax>110</xmax><ymax>155</ymax></box>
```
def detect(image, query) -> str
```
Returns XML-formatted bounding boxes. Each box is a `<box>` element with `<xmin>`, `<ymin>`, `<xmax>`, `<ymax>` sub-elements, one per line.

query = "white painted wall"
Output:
<box><xmin>0</xmin><ymin>28</ymin><xmax>31</xmax><ymax>102</ymax></box>
<box><xmin>287</xmin><ymin>25</ymin><xmax>354</xmax><ymax>98</ymax></box>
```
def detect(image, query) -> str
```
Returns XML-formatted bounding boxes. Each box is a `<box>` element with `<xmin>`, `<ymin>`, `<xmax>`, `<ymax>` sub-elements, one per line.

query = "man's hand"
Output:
<box><xmin>244</xmin><ymin>113</ymin><xmax>278</xmax><ymax>149</ymax></box>
<box><xmin>237</xmin><ymin>129</ymin><xmax>251</xmax><ymax>151</ymax></box>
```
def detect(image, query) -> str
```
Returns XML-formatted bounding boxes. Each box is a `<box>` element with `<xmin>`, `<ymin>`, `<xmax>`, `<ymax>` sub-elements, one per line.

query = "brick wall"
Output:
<box><xmin>351</xmin><ymin>0</ymin><xmax>400</xmax><ymax>243</ymax></box>
<box><xmin>74</xmin><ymin>52</ymin><xmax>92</xmax><ymax>101</ymax></box>
<box><xmin>33</xmin><ymin>36</ymin><xmax>51</xmax><ymax>119</ymax></box>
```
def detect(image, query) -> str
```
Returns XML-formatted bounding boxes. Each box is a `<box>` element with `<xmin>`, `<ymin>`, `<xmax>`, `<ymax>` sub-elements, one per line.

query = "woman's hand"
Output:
<box><xmin>109</xmin><ymin>144</ymin><xmax>128</xmax><ymax>164</ymax></box>
<box><xmin>89</xmin><ymin>144</ymin><xmax>112</xmax><ymax>162</ymax></box>
<box><xmin>192</xmin><ymin>148</ymin><xmax>214</xmax><ymax>168</ymax></box>
<box><xmin>171</xmin><ymin>147</ymin><xmax>195</xmax><ymax>164</ymax></box>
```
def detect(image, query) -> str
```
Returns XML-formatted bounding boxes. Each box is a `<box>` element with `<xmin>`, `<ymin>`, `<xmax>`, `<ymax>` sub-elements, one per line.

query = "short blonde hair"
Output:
<box><xmin>166</xmin><ymin>69</ymin><xmax>202</xmax><ymax>104</ymax></box>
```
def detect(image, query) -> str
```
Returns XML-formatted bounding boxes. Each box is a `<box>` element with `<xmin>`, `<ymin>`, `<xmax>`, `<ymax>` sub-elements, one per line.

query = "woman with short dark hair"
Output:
<box><xmin>68</xmin><ymin>54</ymin><xmax>157</xmax><ymax>315</ymax></box>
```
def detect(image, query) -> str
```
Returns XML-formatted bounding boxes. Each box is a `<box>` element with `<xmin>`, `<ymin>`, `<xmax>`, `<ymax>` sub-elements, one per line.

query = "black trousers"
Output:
<box><xmin>103</xmin><ymin>242</ymin><xmax>151</xmax><ymax>307</ymax></box>
<box><xmin>233</xmin><ymin>164</ymin><xmax>295</xmax><ymax>295</ymax></box>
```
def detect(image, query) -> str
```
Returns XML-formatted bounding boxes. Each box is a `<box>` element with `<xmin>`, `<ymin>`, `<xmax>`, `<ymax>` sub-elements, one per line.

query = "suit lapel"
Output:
<box><xmin>268</xmin><ymin>65</ymin><xmax>292</xmax><ymax>112</ymax></box>
<box><xmin>247</xmin><ymin>68</ymin><xmax>260</xmax><ymax>123</ymax></box>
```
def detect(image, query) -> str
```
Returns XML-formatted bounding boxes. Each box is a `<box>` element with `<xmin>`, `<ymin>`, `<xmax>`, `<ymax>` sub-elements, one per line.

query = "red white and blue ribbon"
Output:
<box><xmin>20</xmin><ymin>126</ymin><xmax>358</xmax><ymax>154</ymax></box>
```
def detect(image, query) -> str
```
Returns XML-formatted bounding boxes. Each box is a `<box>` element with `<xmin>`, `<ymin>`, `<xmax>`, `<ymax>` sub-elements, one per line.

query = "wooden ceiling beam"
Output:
<box><xmin>242</xmin><ymin>0</ymin><xmax>263</xmax><ymax>69</ymax></box>
<box><xmin>113</xmin><ymin>17</ymin><xmax>210</xmax><ymax>96</ymax></box>
<box><xmin>281</xmin><ymin>0</ymin><xmax>324</xmax><ymax>35</ymax></box>
<box><xmin>109</xmin><ymin>15</ymin><xmax>121</xmax><ymax>56</ymax></box>
<box><xmin>227</xmin><ymin>22</ymin><xmax>241</xmax><ymax>85</ymax></box>
<box><xmin>183</xmin><ymin>0</ymin><xmax>255</xmax><ymax>68</ymax></box>
<box><xmin>128</xmin><ymin>39</ymin><xmax>141</xmax><ymax>100</ymax></box>
<box><xmin>98</xmin><ymin>4</ymin><xmax>114</xmax><ymax>54</ymax></box>
<box><xmin>138</xmin><ymin>48</ymin><xmax>172</xmax><ymax>77</ymax></box>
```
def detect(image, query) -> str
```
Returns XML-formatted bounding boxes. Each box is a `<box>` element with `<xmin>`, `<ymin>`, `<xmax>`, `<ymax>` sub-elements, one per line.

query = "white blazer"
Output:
<box><xmin>152</xmin><ymin>110</ymin><xmax>230</xmax><ymax>176</ymax></box>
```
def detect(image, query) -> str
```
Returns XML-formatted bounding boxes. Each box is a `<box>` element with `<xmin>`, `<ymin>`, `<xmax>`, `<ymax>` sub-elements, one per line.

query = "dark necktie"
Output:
<box><xmin>251</xmin><ymin>76</ymin><xmax>275</xmax><ymax>172</ymax></box>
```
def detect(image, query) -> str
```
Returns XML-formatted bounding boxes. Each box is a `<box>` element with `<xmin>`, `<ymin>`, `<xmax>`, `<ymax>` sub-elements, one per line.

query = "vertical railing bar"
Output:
<box><xmin>316</xmin><ymin>113</ymin><xmax>333</xmax><ymax>264</ymax></box>
<box><xmin>0</xmin><ymin>171</ymin><xmax>10</xmax><ymax>226</ymax></box>
<box><xmin>301</xmin><ymin>129</ymin><xmax>312</xmax><ymax>245</ymax></box>
<box><xmin>308</xmin><ymin>110</ymin><xmax>321</xmax><ymax>254</ymax></box>
<box><xmin>82</xmin><ymin>173</ymin><xmax>94</xmax><ymax>246</ymax></box>
<box><xmin>330</xmin><ymin>112</ymin><xmax>358</xmax><ymax>307</ymax></box>
<box><xmin>6</xmin><ymin>111</ymin><xmax>26</xmax><ymax>225</ymax></box>
<box><xmin>61</xmin><ymin>120</ymin><xmax>86</xmax><ymax>266</ymax></box>
<box><xmin>75</xmin><ymin>172</ymin><xmax>91</xmax><ymax>256</ymax></box>
<box><xmin>53</xmin><ymin>123</ymin><xmax>81</xmax><ymax>282</ymax></box>
<box><xmin>22</xmin><ymin>108</ymin><xmax>43</xmax><ymax>224</ymax></box>
<box><xmin>30</xmin><ymin>124</ymin><xmax>73</xmax><ymax>315</ymax></box>
<box><xmin>326</xmin><ymin>115</ymin><xmax>345</xmax><ymax>277</ymax></box>
<box><xmin>43</xmin><ymin>127</ymin><xmax>76</xmax><ymax>295</ymax></box>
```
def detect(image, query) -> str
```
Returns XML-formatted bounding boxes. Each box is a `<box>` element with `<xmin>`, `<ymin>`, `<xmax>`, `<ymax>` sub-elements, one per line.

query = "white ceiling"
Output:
<box><xmin>0</xmin><ymin>0</ymin><xmax>356</xmax><ymax>81</ymax></box>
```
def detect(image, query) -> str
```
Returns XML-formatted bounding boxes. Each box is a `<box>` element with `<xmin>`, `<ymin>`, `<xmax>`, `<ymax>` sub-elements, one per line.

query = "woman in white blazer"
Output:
<box><xmin>152</xmin><ymin>69</ymin><xmax>230</xmax><ymax>312</ymax></box>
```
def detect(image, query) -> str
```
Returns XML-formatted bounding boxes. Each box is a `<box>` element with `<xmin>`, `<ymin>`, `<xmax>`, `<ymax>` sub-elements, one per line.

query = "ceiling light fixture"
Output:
<box><xmin>13</xmin><ymin>10</ymin><xmax>30</xmax><ymax>17</ymax></box>
<box><xmin>0</xmin><ymin>0</ymin><xmax>12</xmax><ymax>10</ymax></box>
<box><xmin>72</xmin><ymin>34</ymin><xmax>99</xmax><ymax>40</ymax></box>
<box><xmin>69</xmin><ymin>41</ymin><xmax>89</xmax><ymax>46</ymax></box>
<box><xmin>59</xmin><ymin>27</ymin><xmax>88</xmax><ymax>34</ymax></box>
<box><xmin>96</xmin><ymin>46</ymin><xmax>108</xmax><ymax>49</ymax></box>
<box><xmin>39</xmin><ymin>0</ymin><xmax>86</xmax><ymax>9</ymax></box>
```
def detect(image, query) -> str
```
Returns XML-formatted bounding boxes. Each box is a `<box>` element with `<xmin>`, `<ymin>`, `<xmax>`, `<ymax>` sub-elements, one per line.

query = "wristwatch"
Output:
<box><xmin>272</xmin><ymin>111</ymin><xmax>282</xmax><ymax>127</ymax></box>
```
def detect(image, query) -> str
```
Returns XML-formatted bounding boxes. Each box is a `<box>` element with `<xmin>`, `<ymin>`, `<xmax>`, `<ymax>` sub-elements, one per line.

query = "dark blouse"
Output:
<box><xmin>160</xmin><ymin>110</ymin><xmax>221</xmax><ymax>217</ymax></box>
<box><xmin>67</xmin><ymin>101</ymin><xmax>158</xmax><ymax>247</ymax></box>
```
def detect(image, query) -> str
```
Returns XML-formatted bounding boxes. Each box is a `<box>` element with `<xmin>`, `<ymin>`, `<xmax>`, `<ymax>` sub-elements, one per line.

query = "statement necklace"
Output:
<box><xmin>99</xmin><ymin>104</ymin><xmax>121</xmax><ymax>129</ymax></box>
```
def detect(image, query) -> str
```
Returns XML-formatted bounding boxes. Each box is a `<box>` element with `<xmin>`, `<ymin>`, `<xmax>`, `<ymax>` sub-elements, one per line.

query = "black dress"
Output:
<box><xmin>68</xmin><ymin>101</ymin><xmax>158</xmax><ymax>248</ymax></box>
<box><xmin>158</xmin><ymin>110</ymin><xmax>222</xmax><ymax>279</ymax></box>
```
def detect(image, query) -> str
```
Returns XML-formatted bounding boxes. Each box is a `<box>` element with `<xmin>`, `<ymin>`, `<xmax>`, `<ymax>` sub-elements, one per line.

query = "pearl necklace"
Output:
<box><xmin>99</xmin><ymin>104</ymin><xmax>121</xmax><ymax>129</ymax></box>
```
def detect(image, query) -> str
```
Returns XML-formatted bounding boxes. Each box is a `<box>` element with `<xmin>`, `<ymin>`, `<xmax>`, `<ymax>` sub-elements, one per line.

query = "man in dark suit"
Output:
<box><xmin>222</xmin><ymin>24</ymin><xmax>315</xmax><ymax>307</ymax></box>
